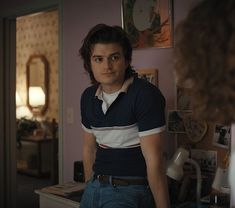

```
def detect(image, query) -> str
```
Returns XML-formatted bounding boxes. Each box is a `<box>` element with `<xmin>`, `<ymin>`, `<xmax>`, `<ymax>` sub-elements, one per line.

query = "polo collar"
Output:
<box><xmin>95</xmin><ymin>77</ymin><xmax>134</xmax><ymax>98</ymax></box>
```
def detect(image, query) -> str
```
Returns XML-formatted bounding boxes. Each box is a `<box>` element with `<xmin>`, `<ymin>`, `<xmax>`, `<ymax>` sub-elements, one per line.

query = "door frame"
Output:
<box><xmin>0</xmin><ymin>1</ymin><xmax>63</xmax><ymax>207</ymax></box>
<box><xmin>0</xmin><ymin>17</ymin><xmax>17</xmax><ymax>208</ymax></box>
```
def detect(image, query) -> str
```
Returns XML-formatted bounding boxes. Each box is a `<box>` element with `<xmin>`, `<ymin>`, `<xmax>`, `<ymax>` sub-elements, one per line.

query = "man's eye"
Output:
<box><xmin>94</xmin><ymin>57</ymin><xmax>103</xmax><ymax>63</ymax></box>
<box><xmin>110</xmin><ymin>55</ymin><xmax>120</xmax><ymax>62</ymax></box>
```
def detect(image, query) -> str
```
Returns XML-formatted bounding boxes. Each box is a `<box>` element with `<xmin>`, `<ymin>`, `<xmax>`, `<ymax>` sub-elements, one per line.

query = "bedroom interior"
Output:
<box><xmin>0</xmin><ymin>0</ymin><xmax>234</xmax><ymax>208</ymax></box>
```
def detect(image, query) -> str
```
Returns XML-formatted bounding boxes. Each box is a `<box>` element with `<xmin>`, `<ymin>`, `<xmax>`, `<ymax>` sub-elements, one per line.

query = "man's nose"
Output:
<box><xmin>103</xmin><ymin>58</ymin><xmax>112</xmax><ymax>69</ymax></box>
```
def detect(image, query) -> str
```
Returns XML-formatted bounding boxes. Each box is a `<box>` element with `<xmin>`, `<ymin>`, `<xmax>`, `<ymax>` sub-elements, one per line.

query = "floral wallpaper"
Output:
<box><xmin>16</xmin><ymin>10</ymin><xmax>59</xmax><ymax>122</ymax></box>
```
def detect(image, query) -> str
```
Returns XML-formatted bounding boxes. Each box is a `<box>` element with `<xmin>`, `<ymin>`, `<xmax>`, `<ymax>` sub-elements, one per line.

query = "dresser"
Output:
<box><xmin>17</xmin><ymin>136</ymin><xmax>58</xmax><ymax>180</ymax></box>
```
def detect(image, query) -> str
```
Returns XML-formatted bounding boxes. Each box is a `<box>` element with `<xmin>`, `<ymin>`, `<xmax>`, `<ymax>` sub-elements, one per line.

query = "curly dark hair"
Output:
<box><xmin>79</xmin><ymin>24</ymin><xmax>137</xmax><ymax>84</ymax></box>
<box><xmin>174</xmin><ymin>0</ymin><xmax>235</xmax><ymax>124</ymax></box>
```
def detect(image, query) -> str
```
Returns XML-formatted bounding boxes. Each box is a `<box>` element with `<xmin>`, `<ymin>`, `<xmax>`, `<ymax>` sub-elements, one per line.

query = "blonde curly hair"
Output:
<box><xmin>174</xmin><ymin>0</ymin><xmax>235</xmax><ymax>124</ymax></box>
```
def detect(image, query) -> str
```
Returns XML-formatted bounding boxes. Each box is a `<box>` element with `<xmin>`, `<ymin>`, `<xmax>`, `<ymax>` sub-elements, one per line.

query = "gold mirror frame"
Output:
<box><xmin>26</xmin><ymin>55</ymin><xmax>49</xmax><ymax>116</ymax></box>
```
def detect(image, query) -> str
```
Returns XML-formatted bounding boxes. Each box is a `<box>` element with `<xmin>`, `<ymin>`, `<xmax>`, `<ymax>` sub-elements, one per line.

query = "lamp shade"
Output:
<box><xmin>29</xmin><ymin>86</ymin><xmax>45</xmax><ymax>107</ymax></box>
<box><xmin>166</xmin><ymin>147</ymin><xmax>202</xmax><ymax>206</ymax></box>
<box><xmin>166</xmin><ymin>147</ymin><xmax>189</xmax><ymax>180</ymax></box>
<box><xmin>212</xmin><ymin>167</ymin><xmax>230</xmax><ymax>194</ymax></box>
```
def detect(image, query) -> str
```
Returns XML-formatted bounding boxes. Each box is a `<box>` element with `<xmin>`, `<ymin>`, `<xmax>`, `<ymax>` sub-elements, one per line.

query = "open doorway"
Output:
<box><xmin>15</xmin><ymin>9</ymin><xmax>59</xmax><ymax>207</ymax></box>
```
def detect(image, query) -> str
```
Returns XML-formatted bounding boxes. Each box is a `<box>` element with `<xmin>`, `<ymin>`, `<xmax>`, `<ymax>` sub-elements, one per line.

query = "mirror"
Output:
<box><xmin>26</xmin><ymin>55</ymin><xmax>49</xmax><ymax>116</ymax></box>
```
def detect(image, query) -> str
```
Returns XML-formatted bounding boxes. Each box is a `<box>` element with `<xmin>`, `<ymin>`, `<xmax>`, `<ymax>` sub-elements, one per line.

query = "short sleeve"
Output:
<box><xmin>135</xmin><ymin>84</ymin><xmax>166</xmax><ymax>137</ymax></box>
<box><xmin>80</xmin><ymin>89</ymin><xmax>92</xmax><ymax>132</ymax></box>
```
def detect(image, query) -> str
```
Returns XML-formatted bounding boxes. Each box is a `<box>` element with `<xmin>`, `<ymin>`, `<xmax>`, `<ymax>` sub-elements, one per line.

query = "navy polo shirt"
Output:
<box><xmin>80</xmin><ymin>76</ymin><xmax>166</xmax><ymax>176</ymax></box>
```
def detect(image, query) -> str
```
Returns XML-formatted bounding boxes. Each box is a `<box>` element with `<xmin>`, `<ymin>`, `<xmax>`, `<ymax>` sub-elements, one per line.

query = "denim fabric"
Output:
<box><xmin>80</xmin><ymin>177</ymin><xmax>155</xmax><ymax>208</ymax></box>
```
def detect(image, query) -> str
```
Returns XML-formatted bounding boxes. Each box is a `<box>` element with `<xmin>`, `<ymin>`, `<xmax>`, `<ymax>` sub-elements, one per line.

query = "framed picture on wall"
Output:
<box><xmin>136</xmin><ymin>68</ymin><xmax>158</xmax><ymax>86</ymax></box>
<box><xmin>122</xmin><ymin>0</ymin><xmax>173</xmax><ymax>49</ymax></box>
<box><xmin>213</xmin><ymin>124</ymin><xmax>231</xmax><ymax>149</ymax></box>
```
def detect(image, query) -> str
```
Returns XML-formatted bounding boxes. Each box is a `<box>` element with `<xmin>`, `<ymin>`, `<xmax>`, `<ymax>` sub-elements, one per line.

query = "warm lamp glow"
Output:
<box><xmin>16</xmin><ymin>105</ymin><xmax>33</xmax><ymax>119</ymax></box>
<box><xmin>29</xmin><ymin>86</ymin><xmax>45</xmax><ymax>107</ymax></box>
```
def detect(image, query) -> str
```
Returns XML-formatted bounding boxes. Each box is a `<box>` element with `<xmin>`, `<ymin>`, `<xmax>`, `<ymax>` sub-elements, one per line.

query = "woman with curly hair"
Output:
<box><xmin>174</xmin><ymin>0</ymin><xmax>235</xmax><ymax>124</ymax></box>
<box><xmin>174</xmin><ymin>0</ymin><xmax>235</xmax><ymax>205</ymax></box>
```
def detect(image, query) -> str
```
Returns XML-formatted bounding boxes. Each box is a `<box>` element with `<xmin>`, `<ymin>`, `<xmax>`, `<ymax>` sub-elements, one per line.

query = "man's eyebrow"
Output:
<box><xmin>109</xmin><ymin>52</ymin><xmax>121</xmax><ymax>56</ymax></box>
<box><xmin>91</xmin><ymin>52</ymin><xmax>121</xmax><ymax>58</ymax></box>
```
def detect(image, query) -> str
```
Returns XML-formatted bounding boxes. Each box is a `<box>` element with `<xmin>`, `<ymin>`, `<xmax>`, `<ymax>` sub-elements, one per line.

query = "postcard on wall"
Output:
<box><xmin>122</xmin><ymin>0</ymin><xmax>173</xmax><ymax>49</ymax></box>
<box><xmin>213</xmin><ymin>124</ymin><xmax>231</xmax><ymax>149</ymax></box>
<box><xmin>191</xmin><ymin>149</ymin><xmax>217</xmax><ymax>174</ymax></box>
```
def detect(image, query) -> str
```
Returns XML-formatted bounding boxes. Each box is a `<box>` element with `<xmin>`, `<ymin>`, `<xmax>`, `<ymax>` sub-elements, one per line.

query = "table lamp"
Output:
<box><xmin>29</xmin><ymin>86</ymin><xmax>45</xmax><ymax>107</ymax></box>
<box><xmin>29</xmin><ymin>86</ymin><xmax>45</xmax><ymax>119</ymax></box>
<box><xmin>166</xmin><ymin>147</ymin><xmax>202</xmax><ymax>208</ymax></box>
<box><xmin>16</xmin><ymin>91</ymin><xmax>32</xmax><ymax>119</ymax></box>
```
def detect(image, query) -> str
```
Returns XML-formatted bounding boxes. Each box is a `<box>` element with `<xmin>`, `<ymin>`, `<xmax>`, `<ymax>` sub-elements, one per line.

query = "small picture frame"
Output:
<box><xmin>213</xmin><ymin>124</ymin><xmax>231</xmax><ymax>149</ymax></box>
<box><xmin>137</xmin><ymin>68</ymin><xmax>158</xmax><ymax>86</ymax></box>
<box><xmin>122</xmin><ymin>0</ymin><xmax>173</xmax><ymax>49</ymax></box>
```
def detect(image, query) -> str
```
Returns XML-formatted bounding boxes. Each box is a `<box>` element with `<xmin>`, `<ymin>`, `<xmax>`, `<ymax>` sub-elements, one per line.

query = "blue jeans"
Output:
<box><xmin>80</xmin><ymin>176</ymin><xmax>155</xmax><ymax>208</ymax></box>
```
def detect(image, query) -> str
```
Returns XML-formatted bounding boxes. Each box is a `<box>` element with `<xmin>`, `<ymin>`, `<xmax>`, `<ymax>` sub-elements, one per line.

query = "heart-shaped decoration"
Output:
<box><xmin>183</xmin><ymin>114</ymin><xmax>208</xmax><ymax>143</ymax></box>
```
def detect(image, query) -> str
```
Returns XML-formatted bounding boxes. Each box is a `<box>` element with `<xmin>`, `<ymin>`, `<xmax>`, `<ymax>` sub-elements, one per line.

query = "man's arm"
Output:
<box><xmin>82</xmin><ymin>130</ymin><xmax>97</xmax><ymax>182</ymax></box>
<box><xmin>140</xmin><ymin>133</ymin><xmax>170</xmax><ymax>208</ymax></box>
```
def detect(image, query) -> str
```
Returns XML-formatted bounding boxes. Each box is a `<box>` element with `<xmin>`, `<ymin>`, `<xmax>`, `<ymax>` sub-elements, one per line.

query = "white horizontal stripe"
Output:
<box><xmin>82</xmin><ymin>123</ymin><xmax>166</xmax><ymax>147</ymax></box>
<box><xmin>92</xmin><ymin>124</ymin><xmax>139</xmax><ymax>148</ymax></box>
<box><xmin>99</xmin><ymin>143</ymin><xmax>140</xmax><ymax>149</ymax></box>
<box><xmin>91</xmin><ymin>123</ymin><xmax>137</xmax><ymax>131</ymax></box>
<box><xmin>139</xmin><ymin>125</ymin><xmax>166</xmax><ymax>137</ymax></box>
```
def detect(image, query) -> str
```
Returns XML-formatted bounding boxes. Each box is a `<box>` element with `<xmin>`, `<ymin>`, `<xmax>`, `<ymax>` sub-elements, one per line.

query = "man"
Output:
<box><xmin>79</xmin><ymin>24</ymin><xmax>170</xmax><ymax>208</ymax></box>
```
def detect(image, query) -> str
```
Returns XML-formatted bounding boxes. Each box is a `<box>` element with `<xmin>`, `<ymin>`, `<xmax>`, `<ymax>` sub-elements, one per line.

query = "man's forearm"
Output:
<box><xmin>83</xmin><ymin>146</ymin><xmax>96</xmax><ymax>182</ymax></box>
<box><xmin>140</xmin><ymin>134</ymin><xmax>170</xmax><ymax>207</ymax></box>
<box><xmin>148</xmin><ymin>168</ymin><xmax>170</xmax><ymax>208</ymax></box>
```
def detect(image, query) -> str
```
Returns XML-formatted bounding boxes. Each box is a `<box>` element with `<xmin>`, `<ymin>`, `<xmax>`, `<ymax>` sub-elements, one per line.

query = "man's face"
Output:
<box><xmin>90</xmin><ymin>43</ymin><xmax>129</xmax><ymax>93</ymax></box>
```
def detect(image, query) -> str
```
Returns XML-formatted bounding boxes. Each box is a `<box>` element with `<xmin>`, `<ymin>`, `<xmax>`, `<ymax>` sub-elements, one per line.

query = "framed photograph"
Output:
<box><xmin>122</xmin><ymin>0</ymin><xmax>173</xmax><ymax>49</ymax></box>
<box><xmin>191</xmin><ymin>149</ymin><xmax>217</xmax><ymax>174</ymax></box>
<box><xmin>167</xmin><ymin>110</ymin><xmax>191</xmax><ymax>133</ymax></box>
<box><xmin>137</xmin><ymin>68</ymin><xmax>158</xmax><ymax>86</ymax></box>
<box><xmin>213</xmin><ymin>124</ymin><xmax>231</xmax><ymax>149</ymax></box>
